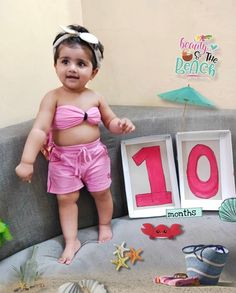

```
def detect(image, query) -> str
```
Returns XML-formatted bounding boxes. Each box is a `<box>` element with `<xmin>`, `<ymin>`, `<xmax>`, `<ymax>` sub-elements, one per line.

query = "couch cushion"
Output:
<box><xmin>1</xmin><ymin>106</ymin><xmax>236</xmax><ymax>261</ymax></box>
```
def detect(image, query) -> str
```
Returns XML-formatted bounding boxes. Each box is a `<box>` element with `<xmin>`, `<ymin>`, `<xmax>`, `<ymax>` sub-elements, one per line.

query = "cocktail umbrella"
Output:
<box><xmin>158</xmin><ymin>85</ymin><xmax>216</xmax><ymax>108</ymax></box>
<box><xmin>158</xmin><ymin>85</ymin><xmax>216</xmax><ymax>130</ymax></box>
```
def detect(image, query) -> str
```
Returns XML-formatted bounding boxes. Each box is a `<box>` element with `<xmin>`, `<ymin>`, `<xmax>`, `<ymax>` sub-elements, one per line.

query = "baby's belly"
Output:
<box><xmin>52</xmin><ymin>124</ymin><xmax>101</xmax><ymax>146</ymax></box>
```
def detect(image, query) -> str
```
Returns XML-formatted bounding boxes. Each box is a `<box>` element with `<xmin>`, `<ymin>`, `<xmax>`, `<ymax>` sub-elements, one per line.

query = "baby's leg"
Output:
<box><xmin>91</xmin><ymin>188</ymin><xmax>113</xmax><ymax>243</ymax></box>
<box><xmin>57</xmin><ymin>191</ymin><xmax>81</xmax><ymax>265</ymax></box>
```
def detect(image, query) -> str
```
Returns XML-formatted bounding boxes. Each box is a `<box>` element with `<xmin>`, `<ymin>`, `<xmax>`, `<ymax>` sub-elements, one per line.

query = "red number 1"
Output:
<box><xmin>132</xmin><ymin>146</ymin><xmax>172</xmax><ymax>207</ymax></box>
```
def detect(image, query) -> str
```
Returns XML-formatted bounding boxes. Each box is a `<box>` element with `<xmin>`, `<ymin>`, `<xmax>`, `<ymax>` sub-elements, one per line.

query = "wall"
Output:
<box><xmin>81</xmin><ymin>0</ymin><xmax>236</xmax><ymax>109</ymax></box>
<box><xmin>0</xmin><ymin>0</ymin><xmax>83</xmax><ymax>127</ymax></box>
<box><xmin>1</xmin><ymin>0</ymin><xmax>236</xmax><ymax>127</ymax></box>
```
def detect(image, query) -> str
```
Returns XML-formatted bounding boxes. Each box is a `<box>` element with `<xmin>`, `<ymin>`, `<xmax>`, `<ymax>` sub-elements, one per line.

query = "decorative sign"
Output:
<box><xmin>132</xmin><ymin>146</ymin><xmax>172</xmax><ymax>207</ymax></box>
<box><xmin>121</xmin><ymin>131</ymin><xmax>235</xmax><ymax>218</ymax></box>
<box><xmin>166</xmin><ymin>207</ymin><xmax>202</xmax><ymax>218</ymax></box>
<box><xmin>121</xmin><ymin>135</ymin><xmax>180</xmax><ymax>218</ymax></box>
<box><xmin>175</xmin><ymin>34</ymin><xmax>219</xmax><ymax>78</ymax></box>
<box><xmin>176</xmin><ymin>130</ymin><xmax>235</xmax><ymax>210</ymax></box>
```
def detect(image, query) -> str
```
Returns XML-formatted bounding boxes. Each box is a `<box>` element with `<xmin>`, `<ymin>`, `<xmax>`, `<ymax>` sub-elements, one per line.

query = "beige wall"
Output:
<box><xmin>0</xmin><ymin>0</ymin><xmax>83</xmax><ymax>128</ymax></box>
<box><xmin>82</xmin><ymin>0</ymin><xmax>236</xmax><ymax>109</ymax></box>
<box><xmin>1</xmin><ymin>0</ymin><xmax>236</xmax><ymax>127</ymax></box>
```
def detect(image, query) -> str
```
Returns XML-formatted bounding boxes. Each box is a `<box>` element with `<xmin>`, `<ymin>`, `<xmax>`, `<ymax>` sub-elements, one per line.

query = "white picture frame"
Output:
<box><xmin>121</xmin><ymin>135</ymin><xmax>180</xmax><ymax>218</ymax></box>
<box><xmin>176</xmin><ymin>130</ymin><xmax>235</xmax><ymax>210</ymax></box>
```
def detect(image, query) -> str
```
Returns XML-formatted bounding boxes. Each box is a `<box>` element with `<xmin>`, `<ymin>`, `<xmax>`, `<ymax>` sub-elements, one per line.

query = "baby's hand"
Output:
<box><xmin>15</xmin><ymin>162</ymin><xmax>34</xmax><ymax>183</ymax></box>
<box><xmin>118</xmin><ymin>118</ymin><xmax>135</xmax><ymax>134</ymax></box>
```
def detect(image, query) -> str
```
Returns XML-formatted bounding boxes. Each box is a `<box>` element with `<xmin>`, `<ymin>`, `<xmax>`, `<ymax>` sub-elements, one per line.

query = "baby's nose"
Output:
<box><xmin>69</xmin><ymin>63</ymin><xmax>77</xmax><ymax>71</ymax></box>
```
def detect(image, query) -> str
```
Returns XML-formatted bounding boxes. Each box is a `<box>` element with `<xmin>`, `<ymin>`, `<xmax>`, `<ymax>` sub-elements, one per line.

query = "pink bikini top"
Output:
<box><xmin>52</xmin><ymin>105</ymin><xmax>101</xmax><ymax>130</ymax></box>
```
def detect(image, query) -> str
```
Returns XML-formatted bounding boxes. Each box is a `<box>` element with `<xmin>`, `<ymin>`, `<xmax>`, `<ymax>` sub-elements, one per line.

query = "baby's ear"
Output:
<box><xmin>90</xmin><ymin>68</ymin><xmax>99</xmax><ymax>80</ymax></box>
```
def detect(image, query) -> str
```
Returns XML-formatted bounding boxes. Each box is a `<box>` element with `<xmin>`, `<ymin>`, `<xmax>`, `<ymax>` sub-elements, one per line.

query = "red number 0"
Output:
<box><xmin>186</xmin><ymin>144</ymin><xmax>219</xmax><ymax>198</ymax></box>
<box><xmin>132</xmin><ymin>146</ymin><xmax>172</xmax><ymax>207</ymax></box>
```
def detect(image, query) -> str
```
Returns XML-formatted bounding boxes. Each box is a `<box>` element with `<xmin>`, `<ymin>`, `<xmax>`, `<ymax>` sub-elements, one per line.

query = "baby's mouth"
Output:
<box><xmin>66</xmin><ymin>76</ymin><xmax>79</xmax><ymax>79</ymax></box>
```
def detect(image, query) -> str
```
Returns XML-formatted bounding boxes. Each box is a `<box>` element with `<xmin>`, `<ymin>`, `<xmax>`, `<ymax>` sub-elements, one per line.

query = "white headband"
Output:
<box><xmin>53</xmin><ymin>25</ymin><xmax>102</xmax><ymax>68</ymax></box>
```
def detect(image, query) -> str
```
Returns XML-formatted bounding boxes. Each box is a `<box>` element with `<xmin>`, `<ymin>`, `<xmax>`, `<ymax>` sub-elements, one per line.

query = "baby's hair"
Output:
<box><xmin>53</xmin><ymin>24</ymin><xmax>104</xmax><ymax>69</ymax></box>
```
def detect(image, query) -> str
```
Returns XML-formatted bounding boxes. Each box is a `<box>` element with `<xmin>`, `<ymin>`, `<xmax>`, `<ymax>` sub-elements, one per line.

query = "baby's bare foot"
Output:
<box><xmin>99</xmin><ymin>224</ymin><xmax>113</xmax><ymax>243</ymax></box>
<box><xmin>58</xmin><ymin>239</ymin><xmax>81</xmax><ymax>265</ymax></box>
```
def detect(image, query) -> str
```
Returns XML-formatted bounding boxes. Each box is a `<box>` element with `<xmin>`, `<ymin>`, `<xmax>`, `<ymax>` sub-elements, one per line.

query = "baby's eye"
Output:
<box><xmin>78</xmin><ymin>61</ymin><xmax>86</xmax><ymax>67</ymax></box>
<box><xmin>61</xmin><ymin>59</ymin><xmax>69</xmax><ymax>65</ymax></box>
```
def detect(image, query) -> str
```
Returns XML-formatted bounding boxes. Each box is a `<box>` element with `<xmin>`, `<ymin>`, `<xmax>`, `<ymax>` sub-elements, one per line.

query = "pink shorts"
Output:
<box><xmin>47</xmin><ymin>139</ymin><xmax>111</xmax><ymax>194</ymax></box>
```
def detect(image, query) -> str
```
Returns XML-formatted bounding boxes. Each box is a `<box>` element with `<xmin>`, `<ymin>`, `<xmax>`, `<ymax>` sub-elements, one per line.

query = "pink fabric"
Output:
<box><xmin>52</xmin><ymin>105</ymin><xmax>101</xmax><ymax>129</ymax></box>
<box><xmin>153</xmin><ymin>275</ymin><xmax>199</xmax><ymax>286</ymax></box>
<box><xmin>47</xmin><ymin>139</ymin><xmax>111</xmax><ymax>194</ymax></box>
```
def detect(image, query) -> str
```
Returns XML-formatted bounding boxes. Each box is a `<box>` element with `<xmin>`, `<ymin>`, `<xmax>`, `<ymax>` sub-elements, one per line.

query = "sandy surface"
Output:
<box><xmin>2</xmin><ymin>278</ymin><xmax>236</xmax><ymax>293</ymax></box>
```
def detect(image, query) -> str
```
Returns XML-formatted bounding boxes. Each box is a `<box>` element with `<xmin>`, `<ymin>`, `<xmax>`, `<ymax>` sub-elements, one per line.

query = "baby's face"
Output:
<box><xmin>55</xmin><ymin>44</ymin><xmax>98</xmax><ymax>91</ymax></box>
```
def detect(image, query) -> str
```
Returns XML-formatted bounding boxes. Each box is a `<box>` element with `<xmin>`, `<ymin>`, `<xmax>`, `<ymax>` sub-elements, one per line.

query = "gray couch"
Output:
<box><xmin>0</xmin><ymin>106</ymin><xmax>236</xmax><ymax>292</ymax></box>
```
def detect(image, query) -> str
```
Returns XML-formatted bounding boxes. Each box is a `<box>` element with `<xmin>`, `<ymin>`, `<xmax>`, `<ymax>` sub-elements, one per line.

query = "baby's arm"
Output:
<box><xmin>99</xmin><ymin>96</ymin><xmax>135</xmax><ymax>134</ymax></box>
<box><xmin>15</xmin><ymin>93</ymin><xmax>56</xmax><ymax>182</ymax></box>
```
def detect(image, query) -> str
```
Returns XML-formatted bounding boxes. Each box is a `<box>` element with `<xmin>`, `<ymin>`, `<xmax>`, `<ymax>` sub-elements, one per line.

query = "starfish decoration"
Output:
<box><xmin>113</xmin><ymin>241</ymin><xmax>130</xmax><ymax>257</ymax></box>
<box><xmin>111</xmin><ymin>255</ymin><xmax>129</xmax><ymax>271</ymax></box>
<box><xmin>126</xmin><ymin>247</ymin><xmax>143</xmax><ymax>264</ymax></box>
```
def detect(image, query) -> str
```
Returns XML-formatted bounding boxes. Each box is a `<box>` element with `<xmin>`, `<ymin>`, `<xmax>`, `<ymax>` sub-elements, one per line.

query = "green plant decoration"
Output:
<box><xmin>13</xmin><ymin>246</ymin><xmax>42</xmax><ymax>291</ymax></box>
<box><xmin>0</xmin><ymin>219</ymin><xmax>13</xmax><ymax>247</ymax></box>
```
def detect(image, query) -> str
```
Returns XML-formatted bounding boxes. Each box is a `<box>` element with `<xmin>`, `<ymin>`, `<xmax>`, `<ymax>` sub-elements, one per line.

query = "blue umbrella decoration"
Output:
<box><xmin>158</xmin><ymin>85</ymin><xmax>216</xmax><ymax>109</ymax></box>
<box><xmin>158</xmin><ymin>85</ymin><xmax>216</xmax><ymax>130</ymax></box>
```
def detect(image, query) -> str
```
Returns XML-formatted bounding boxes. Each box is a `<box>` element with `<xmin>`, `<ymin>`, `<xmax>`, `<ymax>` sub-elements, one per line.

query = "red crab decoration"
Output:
<box><xmin>141</xmin><ymin>223</ymin><xmax>183</xmax><ymax>240</ymax></box>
